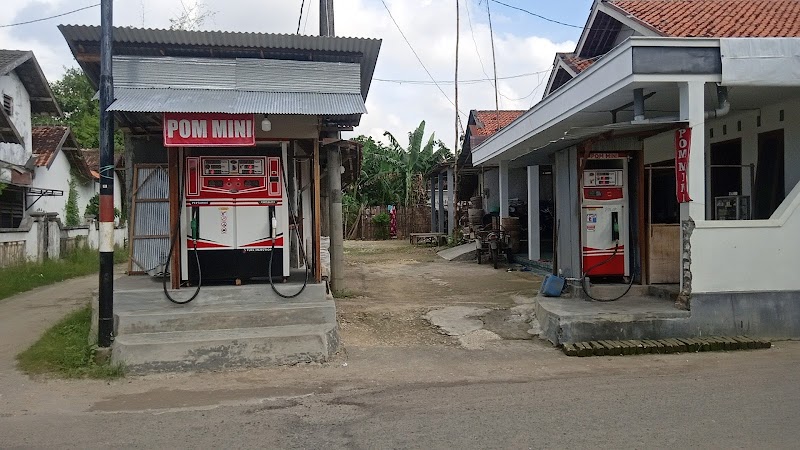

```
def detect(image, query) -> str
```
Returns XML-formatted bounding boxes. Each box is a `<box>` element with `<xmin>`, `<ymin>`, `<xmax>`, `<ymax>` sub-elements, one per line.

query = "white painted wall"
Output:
<box><xmin>0</xmin><ymin>71</ymin><xmax>32</xmax><ymax>182</ymax></box>
<box><xmin>691</xmin><ymin>179</ymin><xmax>800</xmax><ymax>293</ymax></box>
<box><xmin>642</xmin><ymin>97</ymin><xmax>800</xmax><ymax>293</ymax></box>
<box><xmin>0</xmin><ymin>217</ymin><xmax>38</xmax><ymax>260</ymax></box>
<box><xmin>30</xmin><ymin>151</ymin><xmax>94</xmax><ymax>221</ymax></box>
<box><xmin>481</xmin><ymin>168</ymin><xmax>500</xmax><ymax>213</ymax></box>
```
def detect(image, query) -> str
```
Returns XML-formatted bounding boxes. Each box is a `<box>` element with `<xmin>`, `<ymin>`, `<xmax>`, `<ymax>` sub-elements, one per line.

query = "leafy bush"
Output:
<box><xmin>84</xmin><ymin>194</ymin><xmax>120</xmax><ymax>219</ymax></box>
<box><xmin>65</xmin><ymin>179</ymin><xmax>80</xmax><ymax>226</ymax></box>
<box><xmin>372</xmin><ymin>212</ymin><xmax>391</xmax><ymax>240</ymax></box>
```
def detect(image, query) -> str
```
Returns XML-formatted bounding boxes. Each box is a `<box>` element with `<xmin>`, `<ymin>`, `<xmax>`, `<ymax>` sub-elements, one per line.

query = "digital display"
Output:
<box><xmin>202</xmin><ymin>158</ymin><xmax>264</xmax><ymax>176</ymax></box>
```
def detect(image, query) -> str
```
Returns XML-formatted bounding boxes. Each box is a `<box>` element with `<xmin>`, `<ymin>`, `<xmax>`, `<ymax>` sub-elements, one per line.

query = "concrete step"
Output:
<box><xmin>115</xmin><ymin>301</ymin><xmax>336</xmax><ymax>334</ymax></box>
<box><xmin>112</xmin><ymin>324</ymin><xmax>339</xmax><ymax>374</ymax></box>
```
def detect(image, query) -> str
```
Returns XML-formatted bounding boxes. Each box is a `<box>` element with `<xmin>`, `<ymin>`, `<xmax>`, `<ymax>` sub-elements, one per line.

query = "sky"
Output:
<box><xmin>0</xmin><ymin>0</ymin><xmax>596</xmax><ymax>150</ymax></box>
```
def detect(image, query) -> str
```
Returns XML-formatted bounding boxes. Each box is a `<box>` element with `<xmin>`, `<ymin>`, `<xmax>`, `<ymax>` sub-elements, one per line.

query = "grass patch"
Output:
<box><xmin>333</xmin><ymin>288</ymin><xmax>363</xmax><ymax>299</ymax></box>
<box><xmin>16</xmin><ymin>305</ymin><xmax>124</xmax><ymax>379</ymax></box>
<box><xmin>0</xmin><ymin>245</ymin><xmax>128</xmax><ymax>301</ymax></box>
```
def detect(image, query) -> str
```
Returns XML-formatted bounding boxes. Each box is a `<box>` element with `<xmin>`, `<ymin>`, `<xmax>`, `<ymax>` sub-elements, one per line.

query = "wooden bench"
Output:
<box><xmin>409</xmin><ymin>232</ymin><xmax>447</xmax><ymax>246</ymax></box>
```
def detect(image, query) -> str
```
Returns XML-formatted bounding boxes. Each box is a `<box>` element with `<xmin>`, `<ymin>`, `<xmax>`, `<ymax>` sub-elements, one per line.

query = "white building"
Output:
<box><xmin>0</xmin><ymin>50</ymin><xmax>125</xmax><ymax>266</ymax></box>
<box><xmin>472</xmin><ymin>0</ymin><xmax>800</xmax><ymax>338</ymax></box>
<box><xmin>30</xmin><ymin>126</ymin><xmax>95</xmax><ymax>223</ymax></box>
<box><xmin>0</xmin><ymin>50</ymin><xmax>62</xmax><ymax>228</ymax></box>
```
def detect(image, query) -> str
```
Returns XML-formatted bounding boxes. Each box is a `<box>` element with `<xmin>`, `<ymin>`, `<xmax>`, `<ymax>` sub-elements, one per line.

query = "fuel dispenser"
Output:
<box><xmin>180</xmin><ymin>144</ymin><xmax>290</xmax><ymax>283</ymax></box>
<box><xmin>580</xmin><ymin>154</ymin><xmax>630</xmax><ymax>278</ymax></box>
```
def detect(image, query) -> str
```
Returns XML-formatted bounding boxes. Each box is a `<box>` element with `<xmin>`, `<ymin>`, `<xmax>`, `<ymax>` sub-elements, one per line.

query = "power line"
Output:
<box><xmin>490</xmin><ymin>0</ymin><xmax>583</xmax><ymax>29</ymax></box>
<box><xmin>302</xmin><ymin>0</ymin><xmax>312</xmax><ymax>34</ymax></box>
<box><xmin>464</xmin><ymin>0</ymin><xmax>494</xmax><ymax>91</ymax></box>
<box><xmin>296</xmin><ymin>0</ymin><xmax>306</xmax><ymax>34</ymax></box>
<box><xmin>374</xmin><ymin>68</ymin><xmax>552</xmax><ymax>85</ymax></box>
<box><xmin>378</xmin><ymin>0</ymin><xmax>466</xmax><ymax>119</ymax></box>
<box><xmin>0</xmin><ymin>3</ymin><xmax>99</xmax><ymax>28</ymax></box>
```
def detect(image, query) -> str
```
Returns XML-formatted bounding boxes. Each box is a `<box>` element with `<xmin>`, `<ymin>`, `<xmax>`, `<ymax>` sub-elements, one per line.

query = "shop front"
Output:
<box><xmin>60</xmin><ymin>25</ymin><xmax>381</xmax><ymax>371</ymax></box>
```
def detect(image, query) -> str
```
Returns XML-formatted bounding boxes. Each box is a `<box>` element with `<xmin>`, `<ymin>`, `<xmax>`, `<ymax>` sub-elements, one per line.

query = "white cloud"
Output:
<box><xmin>0</xmin><ymin>0</ymin><xmax>575</xmax><ymax>149</ymax></box>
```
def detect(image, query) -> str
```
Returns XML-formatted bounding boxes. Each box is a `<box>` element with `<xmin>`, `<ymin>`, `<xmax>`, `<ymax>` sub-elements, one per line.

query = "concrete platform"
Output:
<box><xmin>536</xmin><ymin>285</ymin><xmax>692</xmax><ymax>345</ymax></box>
<box><xmin>100</xmin><ymin>273</ymin><xmax>339</xmax><ymax>374</ymax></box>
<box><xmin>437</xmin><ymin>242</ymin><xmax>477</xmax><ymax>262</ymax></box>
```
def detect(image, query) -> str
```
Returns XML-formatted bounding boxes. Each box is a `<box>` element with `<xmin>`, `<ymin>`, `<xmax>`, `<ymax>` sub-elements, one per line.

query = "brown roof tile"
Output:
<box><xmin>609</xmin><ymin>0</ymin><xmax>800</xmax><ymax>37</ymax></box>
<box><xmin>558</xmin><ymin>53</ymin><xmax>597</xmax><ymax>73</ymax></box>
<box><xmin>31</xmin><ymin>126</ymin><xmax>69</xmax><ymax>167</ymax></box>
<box><xmin>31</xmin><ymin>126</ymin><xmax>93</xmax><ymax>179</ymax></box>
<box><xmin>472</xmin><ymin>110</ymin><xmax>526</xmax><ymax>137</ymax></box>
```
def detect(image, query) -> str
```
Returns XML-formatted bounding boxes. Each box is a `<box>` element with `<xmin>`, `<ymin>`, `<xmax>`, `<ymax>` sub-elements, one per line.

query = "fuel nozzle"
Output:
<box><xmin>270</xmin><ymin>210</ymin><xmax>277</xmax><ymax>239</ymax></box>
<box><xmin>190</xmin><ymin>218</ymin><xmax>199</xmax><ymax>240</ymax></box>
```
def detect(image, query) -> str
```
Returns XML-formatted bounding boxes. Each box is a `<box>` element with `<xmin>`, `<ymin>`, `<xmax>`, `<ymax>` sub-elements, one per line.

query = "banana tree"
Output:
<box><xmin>383</xmin><ymin>121</ymin><xmax>451</xmax><ymax>206</ymax></box>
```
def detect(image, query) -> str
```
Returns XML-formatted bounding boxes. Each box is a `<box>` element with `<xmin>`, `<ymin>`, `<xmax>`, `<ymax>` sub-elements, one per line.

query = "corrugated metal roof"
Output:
<box><xmin>107</xmin><ymin>88</ymin><xmax>367</xmax><ymax>115</ymax></box>
<box><xmin>113</xmin><ymin>56</ymin><xmax>361</xmax><ymax>94</ymax></box>
<box><xmin>59</xmin><ymin>25</ymin><xmax>381</xmax><ymax>97</ymax></box>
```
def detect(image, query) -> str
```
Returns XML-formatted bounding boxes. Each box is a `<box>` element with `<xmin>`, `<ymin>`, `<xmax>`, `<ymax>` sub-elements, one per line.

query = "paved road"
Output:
<box><xmin>2</xmin><ymin>341</ymin><xmax>800</xmax><ymax>449</ymax></box>
<box><xmin>2</xmin><ymin>256</ymin><xmax>799</xmax><ymax>449</ymax></box>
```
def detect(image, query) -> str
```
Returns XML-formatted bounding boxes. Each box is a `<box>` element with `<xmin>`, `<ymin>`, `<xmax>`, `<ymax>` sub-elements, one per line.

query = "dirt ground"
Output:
<box><xmin>336</xmin><ymin>240</ymin><xmax>543</xmax><ymax>348</ymax></box>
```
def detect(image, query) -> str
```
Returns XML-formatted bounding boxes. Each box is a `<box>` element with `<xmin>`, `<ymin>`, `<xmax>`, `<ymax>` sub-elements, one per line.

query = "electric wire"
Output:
<box><xmin>296</xmin><ymin>0</ymin><xmax>306</xmax><ymax>34</ymax></box>
<box><xmin>302</xmin><ymin>0</ymin><xmax>312</xmax><ymax>34</ymax></box>
<box><xmin>464</xmin><ymin>0</ymin><xmax>495</xmax><ymax>91</ymax></box>
<box><xmin>0</xmin><ymin>3</ymin><xmax>99</xmax><ymax>28</ymax></box>
<box><xmin>378</xmin><ymin>0</ymin><xmax>467</xmax><ymax>121</ymax></box>
<box><xmin>373</xmin><ymin>68</ymin><xmax>553</xmax><ymax>85</ymax></box>
<box><xmin>489</xmin><ymin>0</ymin><xmax>583</xmax><ymax>29</ymax></box>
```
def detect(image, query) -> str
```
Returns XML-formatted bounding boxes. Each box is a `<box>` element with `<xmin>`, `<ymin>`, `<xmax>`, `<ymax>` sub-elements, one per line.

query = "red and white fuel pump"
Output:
<box><xmin>180</xmin><ymin>143</ymin><xmax>290</xmax><ymax>283</ymax></box>
<box><xmin>580</xmin><ymin>153</ymin><xmax>630</xmax><ymax>278</ymax></box>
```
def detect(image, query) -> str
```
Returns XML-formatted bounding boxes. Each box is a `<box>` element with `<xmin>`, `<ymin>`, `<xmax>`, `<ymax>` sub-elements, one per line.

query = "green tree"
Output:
<box><xmin>34</xmin><ymin>68</ymin><xmax>123</xmax><ymax>150</ymax></box>
<box><xmin>383</xmin><ymin>120</ymin><xmax>451</xmax><ymax>207</ymax></box>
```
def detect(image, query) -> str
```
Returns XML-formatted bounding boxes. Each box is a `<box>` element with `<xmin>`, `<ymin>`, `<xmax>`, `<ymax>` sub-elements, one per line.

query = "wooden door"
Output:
<box><xmin>646</xmin><ymin>164</ymin><xmax>680</xmax><ymax>284</ymax></box>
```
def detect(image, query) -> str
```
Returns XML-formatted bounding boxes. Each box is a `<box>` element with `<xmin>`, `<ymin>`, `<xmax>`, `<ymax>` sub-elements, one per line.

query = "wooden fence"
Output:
<box><xmin>347</xmin><ymin>205</ymin><xmax>432</xmax><ymax>240</ymax></box>
<box><xmin>0</xmin><ymin>240</ymin><xmax>25</xmax><ymax>268</ymax></box>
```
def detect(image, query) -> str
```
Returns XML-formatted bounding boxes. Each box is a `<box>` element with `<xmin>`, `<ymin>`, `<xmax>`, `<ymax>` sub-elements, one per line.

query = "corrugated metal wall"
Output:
<box><xmin>129</xmin><ymin>165</ymin><xmax>171</xmax><ymax>275</ymax></box>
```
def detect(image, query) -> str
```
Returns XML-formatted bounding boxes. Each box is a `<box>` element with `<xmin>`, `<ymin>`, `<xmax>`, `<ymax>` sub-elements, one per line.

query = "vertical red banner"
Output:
<box><xmin>675</xmin><ymin>128</ymin><xmax>692</xmax><ymax>203</ymax></box>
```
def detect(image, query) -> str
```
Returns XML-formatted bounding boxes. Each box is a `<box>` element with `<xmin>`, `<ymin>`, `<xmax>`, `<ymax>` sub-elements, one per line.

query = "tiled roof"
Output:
<box><xmin>31</xmin><ymin>126</ymin><xmax>93</xmax><ymax>179</ymax></box>
<box><xmin>472</xmin><ymin>110</ymin><xmax>526</xmax><ymax>137</ymax></box>
<box><xmin>558</xmin><ymin>53</ymin><xmax>597</xmax><ymax>73</ymax></box>
<box><xmin>609</xmin><ymin>0</ymin><xmax>800</xmax><ymax>37</ymax></box>
<box><xmin>81</xmin><ymin>148</ymin><xmax>126</xmax><ymax>180</ymax></box>
<box><xmin>31</xmin><ymin>126</ymin><xmax>70</xmax><ymax>167</ymax></box>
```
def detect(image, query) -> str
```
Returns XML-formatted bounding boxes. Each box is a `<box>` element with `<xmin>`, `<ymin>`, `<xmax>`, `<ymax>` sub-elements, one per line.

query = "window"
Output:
<box><xmin>0</xmin><ymin>185</ymin><xmax>25</xmax><ymax>228</ymax></box>
<box><xmin>2</xmin><ymin>94</ymin><xmax>12</xmax><ymax>116</ymax></box>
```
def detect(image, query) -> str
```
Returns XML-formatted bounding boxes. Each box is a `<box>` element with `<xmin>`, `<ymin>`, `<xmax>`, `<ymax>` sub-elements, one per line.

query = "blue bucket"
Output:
<box><xmin>540</xmin><ymin>274</ymin><xmax>566</xmax><ymax>297</ymax></box>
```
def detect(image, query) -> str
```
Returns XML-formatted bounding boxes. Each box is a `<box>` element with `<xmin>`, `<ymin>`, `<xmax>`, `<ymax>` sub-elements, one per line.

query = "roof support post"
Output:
<box><xmin>430</xmin><ymin>175</ymin><xmax>437</xmax><ymax>232</ymax></box>
<box><xmin>527</xmin><ymin>165</ymin><xmax>540</xmax><ymax>262</ymax></box>
<box><xmin>499</xmin><ymin>159</ymin><xmax>509</xmax><ymax>219</ymax></box>
<box><xmin>328</xmin><ymin>146</ymin><xmax>344</xmax><ymax>292</ymax></box>
<box><xmin>447</xmin><ymin>166</ymin><xmax>454</xmax><ymax>236</ymax></box>
<box><xmin>678</xmin><ymin>81</ymin><xmax>706</xmax><ymax>222</ymax></box>
<box><xmin>678</xmin><ymin>80</ymin><xmax>706</xmax><ymax>297</ymax></box>
<box><xmin>633</xmin><ymin>88</ymin><xmax>645</xmax><ymax>122</ymax></box>
<box><xmin>438</xmin><ymin>172</ymin><xmax>445</xmax><ymax>234</ymax></box>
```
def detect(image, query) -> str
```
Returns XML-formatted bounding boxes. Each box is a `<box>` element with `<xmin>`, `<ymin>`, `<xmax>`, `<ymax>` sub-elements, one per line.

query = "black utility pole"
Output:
<box><xmin>98</xmin><ymin>0</ymin><xmax>115</xmax><ymax>348</ymax></box>
<box><xmin>319</xmin><ymin>0</ymin><xmax>334</xmax><ymax>36</ymax></box>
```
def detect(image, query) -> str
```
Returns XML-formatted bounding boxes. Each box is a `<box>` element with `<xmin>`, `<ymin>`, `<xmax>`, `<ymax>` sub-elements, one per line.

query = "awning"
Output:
<box><xmin>107</xmin><ymin>88</ymin><xmax>368</xmax><ymax>115</ymax></box>
<box><xmin>511</xmin><ymin>120</ymin><xmax>684</xmax><ymax>167</ymax></box>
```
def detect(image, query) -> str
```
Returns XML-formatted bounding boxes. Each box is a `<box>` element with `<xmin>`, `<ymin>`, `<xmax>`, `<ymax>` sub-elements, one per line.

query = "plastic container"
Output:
<box><xmin>540</xmin><ymin>274</ymin><xmax>565</xmax><ymax>297</ymax></box>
